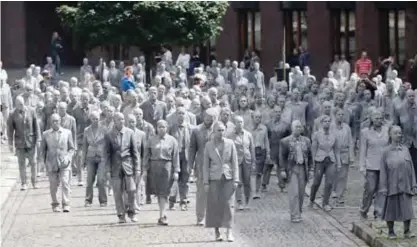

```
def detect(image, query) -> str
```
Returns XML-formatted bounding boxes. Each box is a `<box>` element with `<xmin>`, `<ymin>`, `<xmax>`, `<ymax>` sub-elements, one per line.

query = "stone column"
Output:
<box><xmin>355</xmin><ymin>2</ymin><xmax>380</xmax><ymax>62</ymax></box>
<box><xmin>216</xmin><ymin>7</ymin><xmax>239</xmax><ymax>64</ymax></box>
<box><xmin>260</xmin><ymin>1</ymin><xmax>283</xmax><ymax>81</ymax></box>
<box><xmin>1</xmin><ymin>1</ymin><xmax>26</xmax><ymax>67</ymax></box>
<box><xmin>307</xmin><ymin>2</ymin><xmax>332</xmax><ymax>78</ymax></box>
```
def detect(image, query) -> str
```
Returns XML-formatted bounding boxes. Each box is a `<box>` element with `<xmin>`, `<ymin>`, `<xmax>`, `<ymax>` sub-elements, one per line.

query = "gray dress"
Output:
<box><xmin>380</xmin><ymin>145</ymin><xmax>416</xmax><ymax>221</ymax></box>
<box><xmin>143</xmin><ymin>134</ymin><xmax>180</xmax><ymax>197</ymax></box>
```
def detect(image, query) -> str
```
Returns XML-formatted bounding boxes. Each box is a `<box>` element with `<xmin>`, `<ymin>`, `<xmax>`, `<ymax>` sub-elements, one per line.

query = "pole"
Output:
<box><xmin>283</xmin><ymin>26</ymin><xmax>286</xmax><ymax>83</ymax></box>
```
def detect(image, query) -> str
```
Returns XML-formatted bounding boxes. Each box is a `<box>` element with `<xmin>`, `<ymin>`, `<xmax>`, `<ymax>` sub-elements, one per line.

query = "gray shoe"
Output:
<box><xmin>130</xmin><ymin>216</ymin><xmax>138</xmax><ymax>222</ymax></box>
<box><xmin>21</xmin><ymin>184</ymin><xmax>28</xmax><ymax>191</ymax></box>
<box><xmin>52</xmin><ymin>206</ymin><xmax>61</xmax><ymax>212</ymax></box>
<box><xmin>118</xmin><ymin>216</ymin><xmax>126</xmax><ymax>223</ymax></box>
<box><xmin>63</xmin><ymin>206</ymin><xmax>70</xmax><ymax>213</ymax></box>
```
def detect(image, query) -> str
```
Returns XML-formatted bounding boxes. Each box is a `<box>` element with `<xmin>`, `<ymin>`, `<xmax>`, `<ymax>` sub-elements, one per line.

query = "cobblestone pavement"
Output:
<box><xmin>1</xmin><ymin>68</ymin><xmax>368</xmax><ymax>247</ymax></box>
<box><xmin>324</xmin><ymin>165</ymin><xmax>417</xmax><ymax>247</ymax></box>
<box><xmin>1</xmin><ymin>165</ymin><xmax>367</xmax><ymax>247</ymax></box>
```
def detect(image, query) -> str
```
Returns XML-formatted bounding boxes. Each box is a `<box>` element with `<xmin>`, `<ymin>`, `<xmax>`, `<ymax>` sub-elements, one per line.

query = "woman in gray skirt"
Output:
<box><xmin>380</xmin><ymin>125</ymin><xmax>417</xmax><ymax>239</ymax></box>
<box><xmin>143</xmin><ymin>120</ymin><xmax>180</xmax><ymax>225</ymax></box>
<box><xmin>203</xmin><ymin>121</ymin><xmax>239</xmax><ymax>242</ymax></box>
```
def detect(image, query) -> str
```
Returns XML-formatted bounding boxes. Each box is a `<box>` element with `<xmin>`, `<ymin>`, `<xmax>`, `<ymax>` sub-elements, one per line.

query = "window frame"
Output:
<box><xmin>238</xmin><ymin>9</ymin><xmax>261</xmax><ymax>59</ymax></box>
<box><xmin>330</xmin><ymin>9</ymin><xmax>356</xmax><ymax>61</ymax></box>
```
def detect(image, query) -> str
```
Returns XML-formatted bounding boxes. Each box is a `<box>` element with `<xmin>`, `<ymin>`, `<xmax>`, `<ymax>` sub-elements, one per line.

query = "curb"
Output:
<box><xmin>351</xmin><ymin>221</ymin><xmax>395</xmax><ymax>247</ymax></box>
<box><xmin>0</xmin><ymin>149</ymin><xmax>19</xmax><ymax>210</ymax></box>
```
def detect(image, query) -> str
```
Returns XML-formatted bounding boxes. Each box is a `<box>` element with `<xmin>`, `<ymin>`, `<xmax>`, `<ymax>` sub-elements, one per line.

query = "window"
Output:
<box><xmin>238</xmin><ymin>10</ymin><xmax>261</xmax><ymax>58</ymax></box>
<box><xmin>283</xmin><ymin>10</ymin><xmax>307</xmax><ymax>56</ymax></box>
<box><xmin>331</xmin><ymin>10</ymin><xmax>355</xmax><ymax>61</ymax></box>
<box><xmin>388</xmin><ymin>10</ymin><xmax>405</xmax><ymax>66</ymax></box>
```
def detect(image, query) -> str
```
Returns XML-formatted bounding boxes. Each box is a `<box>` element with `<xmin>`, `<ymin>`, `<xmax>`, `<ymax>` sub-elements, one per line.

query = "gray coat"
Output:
<box><xmin>40</xmin><ymin>127</ymin><xmax>75</xmax><ymax>172</ymax></box>
<box><xmin>103</xmin><ymin>127</ymin><xmax>140</xmax><ymax>176</ymax></box>
<box><xmin>140</xmin><ymin>99</ymin><xmax>167</xmax><ymax>128</ymax></box>
<box><xmin>7</xmin><ymin>106</ymin><xmax>40</xmax><ymax>149</ymax></box>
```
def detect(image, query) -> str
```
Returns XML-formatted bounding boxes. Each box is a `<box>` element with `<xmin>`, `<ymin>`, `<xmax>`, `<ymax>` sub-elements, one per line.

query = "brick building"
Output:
<box><xmin>2</xmin><ymin>1</ymin><xmax>417</xmax><ymax>78</ymax></box>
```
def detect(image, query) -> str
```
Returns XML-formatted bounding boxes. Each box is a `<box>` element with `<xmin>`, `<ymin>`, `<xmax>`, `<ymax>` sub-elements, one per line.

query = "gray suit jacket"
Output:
<box><xmin>103</xmin><ymin>127</ymin><xmax>140</xmax><ymax>176</ymax></box>
<box><xmin>169</xmin><ymin>123</ymin><xmax>194</xmax><ymax>161</ymax></box>
<box><xmin>82</xmin><ymin>125</ymin><xmax>106</xmax><ymax>161</ymax></box>
<box><xmin>189</xmin><ymin>124</ymin><xmax>213</xmax><ymax>180</ymax></box>
<box><xmin>40</xmin><ymin>127</ymin><xmax>75</xmax><ymax>172</ymax></box>
<box><xmin>140</xmin><ymin>99</ymin><xmax>167</xmax><ymax>128</ymax></box>
<box><xmin>7</xmin><ymin>106</ymin><xmax>40</xmax><ymax>149</ymax></box>
<box><xmin>60</xmin><ymin>114</ymin><xmax>77</xmax><ymax>147</ymax></box>
<box><xmin>203</xmin><ymin>138</ymin><xmax>239</xmax><ymax>184</ymax></box>
<box><xmin>166</xmin><ymin>111</ymin><xmax>197</xmax><ymax>126</ymax></box>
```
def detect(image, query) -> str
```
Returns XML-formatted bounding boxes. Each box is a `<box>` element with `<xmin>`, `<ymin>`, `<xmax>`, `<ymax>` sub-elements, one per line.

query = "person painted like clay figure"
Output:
<box><xmin>309</xmin><ymin>115</ymin><xmax>341</xmax><ymax>212</ymax></box>
<box><xmin>279</xmin><ymin>120</ymin><xmax>312</xmax><ymax>222</ymax></box>
<box><xmin>359</xmin><ymin>109</ymin><xmax>390</xmax><ymax>219</ymax></box>
<box><xmin>380</xmin><ymin>125</ymin><xmax>417</xmax><ymax>239</ymax></box>
<box><xmin>203</xmin><ymin>121</ymin><xmax>239</xmax><ymax>242</ymax></box>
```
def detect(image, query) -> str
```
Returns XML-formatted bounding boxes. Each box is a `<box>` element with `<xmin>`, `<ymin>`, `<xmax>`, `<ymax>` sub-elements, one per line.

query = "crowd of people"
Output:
<box><xmin>1</xmin><ymin>44</ymin><xmax>417</xmax><ymax>242</ymax></box>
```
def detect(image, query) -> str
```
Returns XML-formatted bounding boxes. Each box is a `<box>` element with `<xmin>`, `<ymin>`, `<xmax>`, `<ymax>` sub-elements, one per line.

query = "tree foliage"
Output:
<box><xmin>56</xmin><ymin>1</ymin><xmax>229</xmax><ymax>49</ymax></box>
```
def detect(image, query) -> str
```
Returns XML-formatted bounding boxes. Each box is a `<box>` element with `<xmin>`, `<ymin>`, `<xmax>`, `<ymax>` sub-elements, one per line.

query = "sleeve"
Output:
<box><xmin>40</xmin><ymin>132</ymin><xmax>47</xmax><ymax>166</ymax></box>
<box><xmin>188</xmin><ymin>129</ymin><xmax>197</xmax><ymax>170</ymax></box>
<box><xmin>359</xmin><ymin>129</ymin><xmax>368</xmax><ymax>171</ymax></box>
<box><xmin>171</xmin><ymin>138</ymin><xmax>180</xmax><ymax>173</ymax></box>
<box><xmin>264</xmin><ymin>128</ymin><xmax>270</xmax><ymax>161</ymax></box>
<box><xmin>67</xmin><ymin>131</ymin><xmax>75</xmax><ymax>160</ymax></box>
<box><xmin>142</xmin><ymin>137</ymin><xmax>151</xmax><ymax>172</ymax></box>
<box><xmin>347</xmin><ymin>126</ymin><xmax>355</xmax><ymax>164</ymax></box>
<box><xmin>378</xmin><ymin>150</ymin><xmax>388</xmax><ymax>194</ymax></box>
<box><xmin>81</xmin><ymin>130</ymin><xmax>88</xmax><ymax>167</ymax></box>
<box><xmin>203</xmin><ymin>143</ymin><xmax>210</xmax><ymax>185</ymax></box>
<box><xmin>130</xmin><ymin>132</ymin><xmax>140</xmax><ymax>173</ymax></box>
<box><xmin>311</xmin><ymin>132</ymin><xmax>318</xmax><ymax>164</ymax></box>
<box><xmin>6</xmin><ymin>112</ymin><xmax>14</xmax><ymax>146</ymax></box>
<box><xmin>231</xmin><ymin>141</ymin><xmax>239</xmax><ymax>183</ymax></box>
<box><xmin>103</xmin><ymin>134</ymin><xmax>112</xmax><ymax>173</ymax></box>
<box><xmin>249</xmin><ymin>132</ymin><xmax>256</xmax><ymax>164</ymax></box>
<box><xmin>279</xmin><ymin>139</ymin><xmax>288</xmax><ymax>172</ymax></box>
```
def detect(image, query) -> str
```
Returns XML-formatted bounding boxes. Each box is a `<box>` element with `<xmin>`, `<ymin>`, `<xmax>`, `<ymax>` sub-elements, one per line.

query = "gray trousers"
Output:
<box><xmin>196</xmin><ymin>177</ymin><xmax>207</xmax><ymax>222</ymax></box>
<box><xmin>112</xmin><ymin>173</ymin><xmax>136</xmax><ymax>217</ymax></box>
<box><xmin>16</xmin><ymin>147</ymin><xmax>37</xmax><ymax>186</ymax></box>
<box><xmin>360</xmin><ymin>170</ymin><xmax>383</xmax><ymax>217</ymax></box>
<box><xmin>236</xmin><ymin>162</ymin><xmax>252</xmax><ymax>202</ymax></box>
<box><xmin>85</xmin><ymin>157</ymin><xmax>107</xmax><ymax>204</ymax></box>
<box><xmin>169</xmin><ymin>151</ymin><xmax>190</xmax><ymax>204</ymax></box>
<box><xmin>333</xmin><ymin>163</ymin><xmax>349</xmax><ymax>202</ymax></box>
<box><xmin>48</xmin><ymin>169</ymin><xmax>71</xmax><ymax>207</ymax></box>
<box><xmin>310</xmin><ymin>157</ymin><xmax>335</xmax><ymax>206</ymax></box>
<box><xmin>75</xmin><ymin>147</ymin><xmax>84</xmax><ymax>183</ymax></box>
<box><xmin>288</xmin><ymin>165</ymin><xmax>307</xmax><ymax>219</ymax></box>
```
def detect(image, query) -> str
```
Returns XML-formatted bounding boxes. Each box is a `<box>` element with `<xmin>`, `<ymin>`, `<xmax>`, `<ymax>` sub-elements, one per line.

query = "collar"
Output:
<box><xmin>235</xmin><ymin>129</ymin><xmax>244</xmax><ymax>135</ymax></box>
<box><xmin>179</xmin><ymin>122</ymin><xmax>186</xmax><ymax>128</ymax></box>
<box><xmin>114</xmin><ymin>127</ymin><xmax>125</xmax><ymax>135</ymax></box>
<box><xmin>390</xmin><ymin>144</ymin><xmax>403</xmax><ymax>151</ymax></box>
<box><xmin>253</xmin><ymin>124</ymin><xmax>263</xmax><ymax>131</ymax></box>
<box><xmin>52</xmin><ymin>127</ymin><xmax>62</xmax><ymax>133</ymax></box>
<box><xmin>159</xmin><ymin>134</ymin><xmax>167</xmax><ymax>140</ymax></box>
<box><xmin>292</xmin><ymin>135</ymin><xmax>302</xmax><ymax>142</ymax></box>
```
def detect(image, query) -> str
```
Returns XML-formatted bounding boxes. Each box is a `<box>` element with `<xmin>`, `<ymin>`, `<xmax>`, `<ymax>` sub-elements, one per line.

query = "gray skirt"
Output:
<box><xmin>148</xmin><ymin>160</ymin><xmax>174</xmax><ymax>197</ymax></box>
<box><xmin>382</xmin><ymin>193</ymin><xmax>414</xmax><ymax>222</ymax></box>
<box><xmin>205</xmin><ymin>176</ymin><xmax>236</xmax><ymax>228</ymax></box>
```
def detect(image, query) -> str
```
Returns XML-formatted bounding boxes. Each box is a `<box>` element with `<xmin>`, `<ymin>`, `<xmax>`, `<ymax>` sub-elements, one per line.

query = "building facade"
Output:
<box><xmin>2</xmin><ymin>1</ymin><xmax>417</xmax><ymax>78</ymax></box>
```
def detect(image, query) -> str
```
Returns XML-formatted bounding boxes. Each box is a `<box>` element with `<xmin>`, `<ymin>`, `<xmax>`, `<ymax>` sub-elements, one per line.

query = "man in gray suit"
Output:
<box><xmin>103</xmin><ymin>112</ymin><xmax>140</xmax><ymax>223</ymax></box>
<box><xmin>72</xmin><ymin>92</ymin><xmax>93</xmax><ymax>186</ymax></box>
<box><xmin>7</xmin><ymin>96</ymin><xmax>40</xmax><ymax>190</ymax></box>
<box><xmin>126</xmin><ymin>114</ymin><xmax>146</xmax><ymax>211</ymax></box>
<box><xmin>168</xmin><ymin>107</ymin><xmax>194</xmax><ymax>210</ymax></box>
<box><xmin>140</xmin><ymin>86</ymin><xmax>167</xmax><ymax>128</ymax></box>
<box><xmin>40</xmin><ymin>113</ymin><xmax>75</xmax><ymax>212</ymax></box>
<box><xmin>189</xmin><ymin>108</ymin><xmax>217</xmax><ymax>225</ymax></box>
<box><xmin>57</xmin><ymin>102</ymin><xmax>76</xmax><ymax>147</ymax></box>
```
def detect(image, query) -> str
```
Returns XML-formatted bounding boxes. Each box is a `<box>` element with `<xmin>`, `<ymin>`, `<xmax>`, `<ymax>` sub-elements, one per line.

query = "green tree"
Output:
<box><xmin>57</xmin><ymin>1</ymin><xmax>228</xmax><ymax>66</ymax></box>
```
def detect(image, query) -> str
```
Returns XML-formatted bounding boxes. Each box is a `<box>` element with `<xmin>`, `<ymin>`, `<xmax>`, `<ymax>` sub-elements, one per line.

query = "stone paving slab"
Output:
<box><xmin>0</xmin><ymin>146</ymin><xmax>19</xmax><ymax>211</ymax></box>
<box><xmin>0</xmin><ymin>171</ymin><xmax>366</xmax><ymax>247</ymax></box>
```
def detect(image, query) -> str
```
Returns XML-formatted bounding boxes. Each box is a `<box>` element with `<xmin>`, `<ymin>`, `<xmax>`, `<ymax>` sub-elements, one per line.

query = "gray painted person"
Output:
<box><xmin>359</xmin><ymin>109</ymin><xmax>390</xmax><ymax>219</ymax></box>
<box><xmin>203</xmin><ymin>121</ymin><xmax>239</xmax><ymax>242</ymax></box>
<box><xmin>309</xmin><ymin>115</ymin><xmax>341</xmax><ymax>212</ymax></box>
<box><xmin>189</xmin><ymin>108</ymin><xmax>217</xmax><ymax>225</ymax></box>
<box><xmin>40</xmin><ymin>113</ymin><xmax>75</xmax><ymax>212</ymax></box>
<box><xmin>279</xmin><ymin>120</ymin><xmax>312</xmax><ymax>222</ymax></box>
<box><xmin>82</xmin><ymin>111</ymin><xmax>108</xmax><ymax>207</ymax></box>
<box><xmin>103</xmin><ymin>112</ymin><xmax>139</xmax><ymax>223</ymax></box>
<box><xmin>380</xmin><ymin>126</ymin><xmax>417</xmax><ymax>239</ymax></box>
<box><xmin>7</xmin><ymin>96</ymin><xmax>40</xmax><ymax>190</ymax></box>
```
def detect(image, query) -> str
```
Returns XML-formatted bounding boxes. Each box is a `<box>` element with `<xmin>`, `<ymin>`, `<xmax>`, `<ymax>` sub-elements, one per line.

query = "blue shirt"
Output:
<box><xmin>121</xmin><ymin>76</ymin><xmax>136</xmax><ymax>92</ymax></box>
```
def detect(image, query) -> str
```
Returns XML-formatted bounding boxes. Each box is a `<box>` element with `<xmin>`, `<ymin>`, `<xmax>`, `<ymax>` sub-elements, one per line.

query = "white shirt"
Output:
<box><xmin>340</xmin><ymin>60</ymin><xmax>351</xmax><ymax>79</ymax></box>
<box><xmin>162</xmin><ymin>50</ymin><xmax>173</xmax><ymax>66</ymax></box>
<box><xmin>329</xmin><ymin>77</ymin><xmax>340</xmax><ymax>90</ymax></box>
<box><xmin>393</xmin><ymin>77</ymin><xmax>402</xmax><ymax>94</ymax></box>
<box><xmin>0</xmin><ymin>69</ymin><xmax>8</xmax><ymax>82</ymax></box>
<box><xmin>175</xmin><ymin>53</ymin><xmax>191</xmax><ymax>69</ymax></box>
